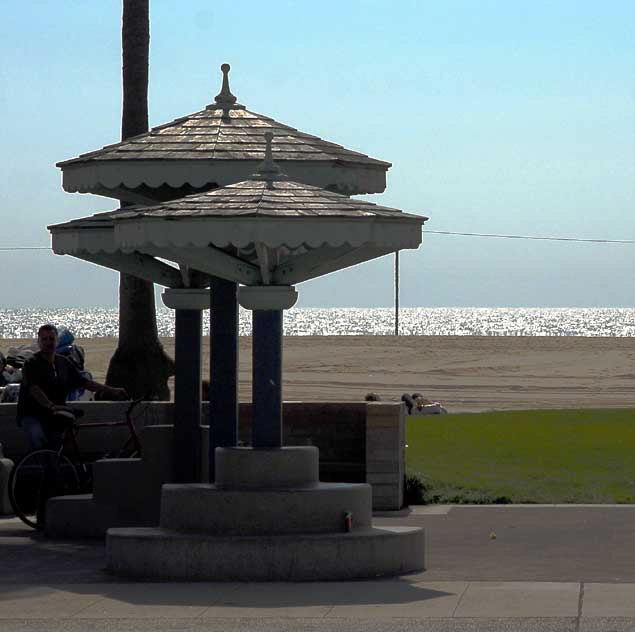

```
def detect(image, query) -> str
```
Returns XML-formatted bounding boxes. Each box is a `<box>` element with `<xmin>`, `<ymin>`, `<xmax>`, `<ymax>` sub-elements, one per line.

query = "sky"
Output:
<box><xmin>1</xmin><ymin>0</ymin><xmax>634</xmax><ymax>308</ymax></box>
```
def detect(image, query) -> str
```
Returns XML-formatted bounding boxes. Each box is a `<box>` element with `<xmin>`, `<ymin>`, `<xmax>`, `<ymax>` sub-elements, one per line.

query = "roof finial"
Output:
<box><xmin>261</xmin><ymin>131</ymin><xmax>276</xmax><ymax>172</ymax></box>
<box><xmin>206</xmin><ymin>63</ymin><xmax>245</xmax><ymax>112</ymax></box>
<box><xmin>215</xmin><ymin>63</ymin><xmax>237</xmax><ymax>106</ymax></box>
<box><xmin>252</xmin><ymin>131</ymin><xmax>287</xmax><ymax>186</ymax></box>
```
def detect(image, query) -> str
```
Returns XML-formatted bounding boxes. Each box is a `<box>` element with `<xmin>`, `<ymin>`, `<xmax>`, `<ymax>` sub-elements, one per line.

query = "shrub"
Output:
<box><xmin>404</xmin><ymin>474</ymin><xmax>428</xmax><ymax>505</ymax></box>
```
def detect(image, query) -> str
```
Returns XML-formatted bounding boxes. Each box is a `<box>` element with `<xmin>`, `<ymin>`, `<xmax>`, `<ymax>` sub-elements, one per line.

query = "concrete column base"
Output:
<box><xmin>215</xmin><ymin>446</ymin><xmax>318</xmax><ymax>488</ymax></box>
<box><xmin>159</xmin><ymin>481</ymin><xmax>372</xmax><ymax>534</ymax></box>
<box><xmin>106</xmin><ymin>444</ymin><xmax>425</xmax><ymax>581</ymax></box>
<box><xmin>107</xmin><ymin>525</ymin><xmax>425</xmax><ymax>581</ymax></box>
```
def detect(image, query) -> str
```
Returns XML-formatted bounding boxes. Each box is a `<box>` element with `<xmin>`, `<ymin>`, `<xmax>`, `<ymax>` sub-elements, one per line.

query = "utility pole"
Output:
<box><xmin>394</xmin><ymin>251</ymin><xmax>399</xmax><ymax>336</ymax></box>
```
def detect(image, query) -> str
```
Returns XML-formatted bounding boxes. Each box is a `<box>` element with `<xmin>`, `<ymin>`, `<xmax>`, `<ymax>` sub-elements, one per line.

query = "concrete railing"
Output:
<box><xmin>0</xmin><ymin>400</ymin><xmax>405</xmax><ymax>510</ymax></box>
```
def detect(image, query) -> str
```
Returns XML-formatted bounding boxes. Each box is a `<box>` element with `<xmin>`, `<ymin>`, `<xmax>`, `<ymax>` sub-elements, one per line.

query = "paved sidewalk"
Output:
<box><xmin>3</xmin><ymin>506</ymin><xmax>635</xmax><ymax>631</ymax></box>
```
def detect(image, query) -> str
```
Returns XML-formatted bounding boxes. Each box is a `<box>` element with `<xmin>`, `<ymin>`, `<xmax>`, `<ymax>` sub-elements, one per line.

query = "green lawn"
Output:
<box><xmin>405</xmin><ymin>409</ymin><xmax>635</xmax><ymax>504</ymax></box>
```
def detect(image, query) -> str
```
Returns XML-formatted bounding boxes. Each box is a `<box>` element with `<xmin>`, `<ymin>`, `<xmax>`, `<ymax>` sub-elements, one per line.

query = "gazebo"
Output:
<box><xmin>49</xmin><ymin>133</ymin><xmax>428</xmax><ymax>580</ymax></box>
<box><xmin>54</xmin><ymin>64</ymin><xmax>394</xmax><ymax>484</ymax></box>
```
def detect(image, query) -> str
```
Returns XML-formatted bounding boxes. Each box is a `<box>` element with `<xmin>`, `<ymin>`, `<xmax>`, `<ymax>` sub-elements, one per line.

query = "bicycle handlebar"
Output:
<box><xmin>125</xmin><ymin>396</ymin><xmax>150</xmax><ymax>418</ymax></box>
<box><xmin>60</xmin><ymin>396</ymin><xmax>150</xmax><ymax>427</ymax></box>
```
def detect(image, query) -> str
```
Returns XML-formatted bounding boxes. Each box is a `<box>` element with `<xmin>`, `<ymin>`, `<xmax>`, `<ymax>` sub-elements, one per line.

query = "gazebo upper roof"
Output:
<box><xmin>57</xmin><ymin>65</ymin><xmax>391</xmax><ymax>200</ymax></box>
<box><xmin>57</xmin><ymin>110</ymin><xmax>389</xmax><ymax>168</ymax></box>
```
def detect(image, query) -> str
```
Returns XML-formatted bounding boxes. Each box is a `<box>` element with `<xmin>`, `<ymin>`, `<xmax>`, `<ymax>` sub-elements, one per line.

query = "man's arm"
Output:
<box><xmin>84</xmin><ymin>380</ymin><xmax>128</xmax><ymax>400</ymax></box>
<box><xmin>28</xmin><ymin>385</ymin><xmax>58</xmax><ymax>412</ymax></box>
<box><xmin>62</xmin><ymin>357</ymin><xmax>128</xmax><ymax>400</ymax></box>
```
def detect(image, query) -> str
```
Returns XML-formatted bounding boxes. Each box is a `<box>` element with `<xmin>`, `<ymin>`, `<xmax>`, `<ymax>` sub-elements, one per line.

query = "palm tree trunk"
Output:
<box><xmin>105</xmin><ymin>0</ymin><xmax>174</xmax><ymax>399</ymax></box>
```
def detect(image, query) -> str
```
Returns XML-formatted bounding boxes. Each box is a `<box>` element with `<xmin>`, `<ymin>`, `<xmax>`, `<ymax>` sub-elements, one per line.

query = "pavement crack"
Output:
<box><xmin>451</xmin><ymin>581</ymin><xmax>470</xmax><ymax>617</ymax></box>
<box><xmin>68</xmin><ymin>595</ymin><xmax>104</xmax><ymax>618</ymax></box>
<box><xmin>575</xmin><ymin>581</ymin><xmax>584</xmax><ymax>632</ymax></box>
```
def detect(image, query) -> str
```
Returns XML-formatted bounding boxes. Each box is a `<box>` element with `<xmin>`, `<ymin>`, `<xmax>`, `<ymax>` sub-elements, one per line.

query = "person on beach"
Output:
<box><xmin>16</xmin><ymin>324</ymin><xmax>128</xmax><ymax>451</ymax></box>
<box><xmin>402</xmin><ymin>392</ymin><xmax>448</xmax><ymax>415</ymax></box>
<box><xmin>401</xmin><ymin>393</ymin><xmax>415</xmax><ymax>414</ymax></box>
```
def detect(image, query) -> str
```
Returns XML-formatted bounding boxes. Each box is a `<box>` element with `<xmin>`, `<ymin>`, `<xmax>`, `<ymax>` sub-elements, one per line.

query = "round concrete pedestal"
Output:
<box><xmin>215</xmin><ymin>446</ymin><xmax>319</xmax><ymax>488</ymax></box>
<box><xmin>107</xmin><ymin>526</ymin><xmax>424</xmax><ymax>581</ymax></box>
<box><xmin>106</xmin><ymin>446</ymin><xmax>425</xmax><ymax>580</ymax></box>
<box><xmin>160</xmin><ymin>481</ymin><xmax>372</xmax><ymax>534</ymax></box>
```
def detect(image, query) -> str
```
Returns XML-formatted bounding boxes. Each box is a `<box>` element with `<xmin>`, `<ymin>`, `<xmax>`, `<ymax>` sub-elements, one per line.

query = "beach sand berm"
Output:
<box><xmin>3</xmin><ymin>335</ymin><xmax>635</xmax><ymax>412</ymax></box>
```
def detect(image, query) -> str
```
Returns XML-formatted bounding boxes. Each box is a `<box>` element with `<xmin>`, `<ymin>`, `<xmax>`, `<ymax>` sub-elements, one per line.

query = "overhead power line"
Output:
<box><xmin>2</xmin><ymin>230</ymin><xmax>635</xmax><ymax>251</ymax></box>
<box><xmin>0</xmin><ymin>247</ymin><xmax>51</xmax><ymax>251</ymax></box>
<box><xmin>422</xmin><ymin>230</ymin><xmax>635</xmax><ymax>244</ymax></box>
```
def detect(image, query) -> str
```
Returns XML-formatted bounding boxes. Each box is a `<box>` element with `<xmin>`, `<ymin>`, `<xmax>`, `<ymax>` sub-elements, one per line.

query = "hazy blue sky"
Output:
<box><xmin>2</xmin><ymin>1</ymin><xmax>634</xmax><ymax>308</ymax></box>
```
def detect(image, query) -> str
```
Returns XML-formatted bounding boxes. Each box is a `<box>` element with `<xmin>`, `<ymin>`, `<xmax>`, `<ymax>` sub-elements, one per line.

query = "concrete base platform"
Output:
<box><xmin>160</xmin><ymin>482</ymin><xmax>372</xmax><ymax>534</ymax></box>
<box><xmin>215</xmin><ymin>446</ymin><xmax>319</xmax><ymax>488</ymax></box>
<box><xmin>45</xmin><ymin>494</ymin><xmax>112</xmax><ymax>538</ymax></box>
<box><xmin>46</xmin><ymin>493</ymin><xmax>157</xmax><ymax>538</ymax></box>
<box><xmin>106</xmin><ymin>524</ymin><xmax>425</xmax><ymax>581</ymax></box>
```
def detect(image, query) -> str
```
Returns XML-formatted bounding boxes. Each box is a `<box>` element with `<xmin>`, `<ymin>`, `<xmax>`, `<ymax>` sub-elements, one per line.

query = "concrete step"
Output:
<box><xmin>106</xmin><ymin>524</ymin><xmax>425</xmax><ymax>581</ymax></box>
<box><xmin>91</xmin><ymin>458</ymin><xmax>147</xmax><ymax>508</ymax></box>
<box><xmin>160</xmin><ymin>482</ymin><xmax>372</xmax><ymax>535</ymax></box>
<box><xmin>215</xmin><ymin>446</ymin><xmax>319</xmax><ymax>488</ymax></box>
<box><xmin>46</xmin><ymin>493</ymin><xmax>158</xmax><ymax>538</ymax></box>
<box><xmin>46</xmin><ymin>494</ymin><xmax>118</xmax><ymax>538</ymax></box>
<box><xmin>93</xmin><ymin>459</ymin><xmax>144</xmax><ymax>502</ymax></box>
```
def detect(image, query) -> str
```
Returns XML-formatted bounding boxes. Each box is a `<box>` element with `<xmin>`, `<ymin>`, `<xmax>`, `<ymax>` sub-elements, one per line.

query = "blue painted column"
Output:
<box><xmin>173</xmin><ymin>309</ymin><xmax>202</xmax><ymax>482</ymax></box>
<box><xmin>238</xmin><ymin>286</ymin><xmax>298</xmax><ymax>450</ymax></box>
<box><xmin>162</xmin><ymin>288</ymin><xmax>209</xmax><ymax>484</ymax></box>
<box><xmin>209</xmin><ymin>277</ymin><xmax>239</xmax><ymax>482</ymax></box>
<box><xmin>252</xmin><ymin>309</ymin><xmax>283</xmax><ymax>447</ymax></box>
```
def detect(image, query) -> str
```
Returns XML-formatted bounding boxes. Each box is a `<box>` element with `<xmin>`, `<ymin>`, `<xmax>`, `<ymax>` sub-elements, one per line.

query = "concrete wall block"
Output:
<box><xmin>367</xmin><ymin>473</ymin><xmax>403</xmax><ymax>485</ymax></box>
<box><xmin>92</xmin><ymin>458</ymin><xmax>146</xmax><ymax>506</ymax></box>
<box><xmin>366</xmin><ymin>448</ymin><xmax>402</xmax><ymax>461</ymax></box>
<box><xmin>0</xmin><ymin>457</ymin><xmax>14</xmax><ymax>515</ymax></box>
<box><xmin>2</xmin><ymin>400</ymin><xmax>406</xmax><ymax>512</ymax></box>
<box><xmin>0</xmin><ymin>402</ymin><xmax>175</xmax><ymax>460</ymax></box>
<box><xmin>372</xmin><ymin>498</ymin><xmax>401</xmax><ymax>511</ymax></box>
<box><xmin>364</xmin><ymin>402</ymin><xmax>405</xmax><ymax>510</ymax></box>
<box><xmin>142</xmin><ymin>425</ymin><xmax>174</xmax><ymax>470</ymax></box>
<box><xmin>366</xmin><ymin>460</ymin><xmax>401</xmax><ymax>473</ymax></box>
<box><xmin>370</xmin><ymin>482</ymin><xmax>402</xmax><ymax>495</ymax></box>
<box><xmin>366</xmin><ymin>416</ymin><xmax>401</xmax><ymax>429</ymax></box>
<box><xmin>366</xmin><ymin>431</ymin><xmax>403</xmax><ymax>451</ymax></box>
<box><xmin>365</xmin><ymin>403</ymin><xmax>402</xmax><ymax>424</ymax></box>
<box><xmin>367</xmin><ymin>484</ymin><xmax>401</xmax><ymax>509</ymax></box>
<box><xmin>372</xmin><ymin>496</ymin><xmax>402</xmax><ymax>511</ymax></box>
<box><xmin>366</xmin><ymin>402</ymin><xmax>402</xmax><ymax>415</ymax></box>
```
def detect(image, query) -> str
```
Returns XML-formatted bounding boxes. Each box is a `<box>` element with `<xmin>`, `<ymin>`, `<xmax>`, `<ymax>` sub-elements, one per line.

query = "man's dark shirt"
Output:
<box><xmin>16</xmin><ymin>352</ymin><xmax>87</xmax><ymax>425</ymax></box>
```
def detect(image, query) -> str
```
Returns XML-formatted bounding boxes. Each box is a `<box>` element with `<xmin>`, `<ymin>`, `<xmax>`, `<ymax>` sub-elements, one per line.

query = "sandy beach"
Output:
<box><xmin>3</xmin><ymin>336</ymin><xmax>635</xmax><ymax>413</ymax></box>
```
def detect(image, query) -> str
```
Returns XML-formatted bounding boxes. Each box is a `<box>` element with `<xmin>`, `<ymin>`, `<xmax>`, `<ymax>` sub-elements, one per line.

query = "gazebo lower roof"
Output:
<box><xmin>49</xmin><ymin>171</ymin><xmax>426</xmax><ymax>288</ymax></box>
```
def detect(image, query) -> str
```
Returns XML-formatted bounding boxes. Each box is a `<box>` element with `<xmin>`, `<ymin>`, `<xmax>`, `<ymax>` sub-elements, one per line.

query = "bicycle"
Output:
<box><xmin>9</xmin><ymin>398</ymin><xmax>145</xmax><ymax>529</ymax></box>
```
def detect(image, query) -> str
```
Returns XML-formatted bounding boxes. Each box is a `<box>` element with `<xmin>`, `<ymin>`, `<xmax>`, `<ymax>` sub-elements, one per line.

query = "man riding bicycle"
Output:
<box><xmin>16</xmin><ymin>324</ymin><xmax>127</xmax><ymax>451</ymax></box>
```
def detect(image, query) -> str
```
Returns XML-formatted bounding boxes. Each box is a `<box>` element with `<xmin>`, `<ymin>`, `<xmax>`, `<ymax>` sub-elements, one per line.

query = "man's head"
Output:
<box><xmin>37</xmin><ymin>324</ymin><xmax>58</xmax><ymax>355</ymax></box>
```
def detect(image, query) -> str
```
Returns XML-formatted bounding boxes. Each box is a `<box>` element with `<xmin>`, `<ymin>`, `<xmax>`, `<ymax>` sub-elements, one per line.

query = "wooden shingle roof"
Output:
<box><xmin>57</xmin><ymin>65</ymin><xmax>391</xmax><ymax>198</ymax></box>
<box><xmin>51</xmin><ymin>132</ymin><xmax>422</xmax><ymax>233</ymax></box>
<box><xmin>113</xmin><ymin>179</ymin><xmax>419</xmax><ymax>220</ymax></box>
<box><xmin>57</xmin><ymin>107</ymin><xmax>390</xmax><ymax>168</ymax></box>
<box><xmin>51</xmin><ymin>179</ymin><xmax>424</xmax><ymax>231</ymax></box>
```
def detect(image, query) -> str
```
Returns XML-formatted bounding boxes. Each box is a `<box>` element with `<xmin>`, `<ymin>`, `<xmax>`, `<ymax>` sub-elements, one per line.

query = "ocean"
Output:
<box><xmin>2</xmin><ymin>307</ymin><xmax>635</xmax><ymax>338</ymax></box>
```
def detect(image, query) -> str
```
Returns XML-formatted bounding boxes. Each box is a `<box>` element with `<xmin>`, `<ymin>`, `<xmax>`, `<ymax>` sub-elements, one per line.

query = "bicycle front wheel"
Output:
<box><xmin>8</xmin><ymin>450</ymin><xmax>79</xmax><ymax>529</ymax></box>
